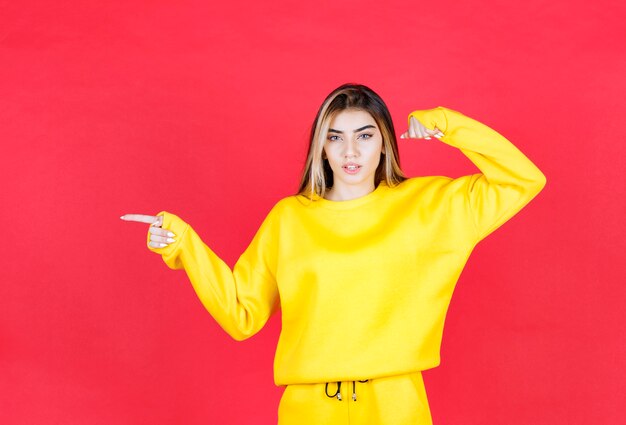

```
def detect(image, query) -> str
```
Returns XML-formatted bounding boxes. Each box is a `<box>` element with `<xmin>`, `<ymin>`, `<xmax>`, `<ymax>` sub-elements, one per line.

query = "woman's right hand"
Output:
<box><xmin>120</xmin><ymin>213</ymin><xmax>176</xmax><ymax>248</ymax></box>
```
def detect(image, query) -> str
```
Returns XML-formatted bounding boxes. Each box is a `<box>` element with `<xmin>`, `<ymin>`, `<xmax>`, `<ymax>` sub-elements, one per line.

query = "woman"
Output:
<box><xmin>121</xmin><ymin>83</ymin><xmax>546</xmax><ymax>424</ymax></box>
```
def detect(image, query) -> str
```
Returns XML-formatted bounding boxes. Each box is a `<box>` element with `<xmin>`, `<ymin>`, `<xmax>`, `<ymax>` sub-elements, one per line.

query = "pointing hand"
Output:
<box><xmin>120</xmin><ymin>213</ymin><xmax>176</xmax><ymax>248</ymax></box>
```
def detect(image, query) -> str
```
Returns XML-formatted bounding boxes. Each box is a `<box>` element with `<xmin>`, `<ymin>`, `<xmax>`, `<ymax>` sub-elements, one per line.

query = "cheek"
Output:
<box><xmin>366</xmin><ymin>141</ymin><xmax>384</xmax><ymax>159</ymax></box>
<box><xmin>324</xmin><ymin>145</ymin><xmax>339</xmax><ymax>162</ymax></box>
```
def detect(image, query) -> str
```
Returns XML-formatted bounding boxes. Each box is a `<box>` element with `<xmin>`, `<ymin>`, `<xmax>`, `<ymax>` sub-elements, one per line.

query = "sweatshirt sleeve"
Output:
<box><xmin>146</xmin><ymin>208</ymin><xmax>280</xmax><ymax>341</ymax></box>
<box><xmin>408</xmin><ymin>106</ymin><xmax>547</xmax><ymax>242</ymax></box>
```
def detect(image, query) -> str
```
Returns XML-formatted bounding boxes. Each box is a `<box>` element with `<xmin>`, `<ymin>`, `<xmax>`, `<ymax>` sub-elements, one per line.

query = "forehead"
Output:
<box><xmin>329</xmin><ymin>109</ymin><xmax>377</xmax><ymax>130</ymax></box>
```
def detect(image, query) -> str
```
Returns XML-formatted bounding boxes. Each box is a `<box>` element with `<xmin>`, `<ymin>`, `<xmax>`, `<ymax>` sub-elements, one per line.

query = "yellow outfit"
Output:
<box><xmin>278</xmin><ymin>373</ymin><xmax>432</xmax><ymax>424</ymax></box>
<box><xmin>147</xmin><ymin>107</ymin><xmax>546</xmax><ymax>424</ymax></box>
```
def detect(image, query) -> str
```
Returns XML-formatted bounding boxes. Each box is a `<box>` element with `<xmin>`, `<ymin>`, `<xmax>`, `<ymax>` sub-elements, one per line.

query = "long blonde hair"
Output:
<box><xmin>297</xmin><ymin>83</ymin><xmax>406</xmax><ymax>199</ymax></box>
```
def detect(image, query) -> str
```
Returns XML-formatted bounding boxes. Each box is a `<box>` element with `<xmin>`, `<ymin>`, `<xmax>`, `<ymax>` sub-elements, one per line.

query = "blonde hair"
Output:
<box><xmin>297</xmin><ymin>83</ymin><xmax>406</xmax><ymax>199</ymax></box>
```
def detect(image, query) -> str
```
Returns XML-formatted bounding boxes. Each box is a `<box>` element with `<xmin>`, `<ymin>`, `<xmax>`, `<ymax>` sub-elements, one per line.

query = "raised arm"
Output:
<box><xmin>408</xmin><ymin>106</ymin><xmax>547</xmax><ymax>241</ymax></box>
<box><xmin>145</xmin><ymin>209</ymin><xmax>280</xmax><ymax>341</ymax></box>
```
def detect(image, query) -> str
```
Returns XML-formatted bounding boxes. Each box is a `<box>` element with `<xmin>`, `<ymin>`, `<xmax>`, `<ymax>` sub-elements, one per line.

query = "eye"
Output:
<box><xmin>358</xmin><ymin>133</ymin><xmax>373</xmax><ymax>140</ymax></box>
<box><xmin>328</xmin><ymin>135</ymin><xmax>341</xmax><ymax>142</ymax></box>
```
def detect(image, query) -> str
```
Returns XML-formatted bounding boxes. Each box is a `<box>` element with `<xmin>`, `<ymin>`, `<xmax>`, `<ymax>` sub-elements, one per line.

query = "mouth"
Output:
<box><xmin>342</xmin><ymin>163</ymin><xmax>362</xmax><ymax>174</ymax></box>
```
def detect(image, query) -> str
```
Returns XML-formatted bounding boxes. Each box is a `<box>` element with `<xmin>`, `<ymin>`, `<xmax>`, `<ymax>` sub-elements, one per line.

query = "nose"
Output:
<box><xmin>343</xmin><ymin>138</ymin><xmax>359</xmax><ymax>158</ymax></box>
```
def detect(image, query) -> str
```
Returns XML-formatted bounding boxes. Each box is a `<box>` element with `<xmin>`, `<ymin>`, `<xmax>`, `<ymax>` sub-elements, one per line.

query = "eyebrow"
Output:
<box><xmin>328</xmin><ymin>125</ymin><xmax>376</xmax><ymax>134</ymax></box>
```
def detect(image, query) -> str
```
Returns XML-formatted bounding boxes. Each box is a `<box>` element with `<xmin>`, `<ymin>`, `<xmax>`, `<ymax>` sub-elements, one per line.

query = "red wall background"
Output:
<box><xmin>1</xmin><ymin>0</ymin><xmax>624</xmax><ymax>424</ymax></box>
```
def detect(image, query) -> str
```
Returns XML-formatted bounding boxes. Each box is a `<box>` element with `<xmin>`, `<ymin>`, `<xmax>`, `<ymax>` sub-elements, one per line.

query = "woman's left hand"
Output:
<box><xmin>400</xmin><ymin>116</ymin><xmax>444</xmax><ymax>140</ymax></box>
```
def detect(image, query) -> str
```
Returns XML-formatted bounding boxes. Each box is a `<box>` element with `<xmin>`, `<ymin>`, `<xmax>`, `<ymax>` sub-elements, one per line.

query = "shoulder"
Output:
<box><xmin>383</xmin><ymin>176</ymin><xmax>469</xmax><ymax>210</ymax></box>
<box><xmin>268</xmin><ymin>194</ymin><xmax>315</xmax><ymax>214</ymax></box>
<box><xmin>388</xmin><ymin>176</ymin><xmax>454</xmax><ymax>195</ymax></box>
<box><xmin>258</xmin><ymin>195</ymin><xmax>304</xmax><ymax>222</ymax></box>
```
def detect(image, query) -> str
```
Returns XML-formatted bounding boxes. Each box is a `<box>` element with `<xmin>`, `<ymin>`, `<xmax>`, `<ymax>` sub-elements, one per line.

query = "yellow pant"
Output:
<box><xmin>278</xmin><ymin>372</ymin><xmax>433</xmax><ymax>424</ymax></box>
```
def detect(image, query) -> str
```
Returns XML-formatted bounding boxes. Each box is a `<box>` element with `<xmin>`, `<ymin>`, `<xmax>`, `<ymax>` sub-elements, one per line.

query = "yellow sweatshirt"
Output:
<box><xmin>147</xmin><ymin>107</ymin><xmax>546</xmax><ymax>386</ymax></box>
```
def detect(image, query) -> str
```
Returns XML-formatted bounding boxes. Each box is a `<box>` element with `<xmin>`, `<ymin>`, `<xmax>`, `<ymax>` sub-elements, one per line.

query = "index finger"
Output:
<box><xmin>120</xmin><ymin>214</ymin><xmax>161</xmax><ymax>225</ymax></box>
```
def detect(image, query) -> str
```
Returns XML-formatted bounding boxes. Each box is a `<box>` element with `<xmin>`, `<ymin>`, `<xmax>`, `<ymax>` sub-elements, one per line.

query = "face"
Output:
<box><xmin>323</xmin><ymin>109</ymin><xmax>384</xmax><ymax>194</ymax></box>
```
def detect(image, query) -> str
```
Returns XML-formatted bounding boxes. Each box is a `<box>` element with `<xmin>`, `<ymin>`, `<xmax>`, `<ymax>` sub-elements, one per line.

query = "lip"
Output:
<box><xmin>342</xmin><ymin>162</ymin><xmax>362</xmax><ymax>174</ymax></box>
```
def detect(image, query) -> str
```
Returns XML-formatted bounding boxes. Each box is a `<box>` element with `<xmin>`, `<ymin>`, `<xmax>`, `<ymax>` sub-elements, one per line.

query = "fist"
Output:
<box><xmin>400</xmin><ymin>116</ymin><xmax>444</xmax><ymax>140</ymax></box>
